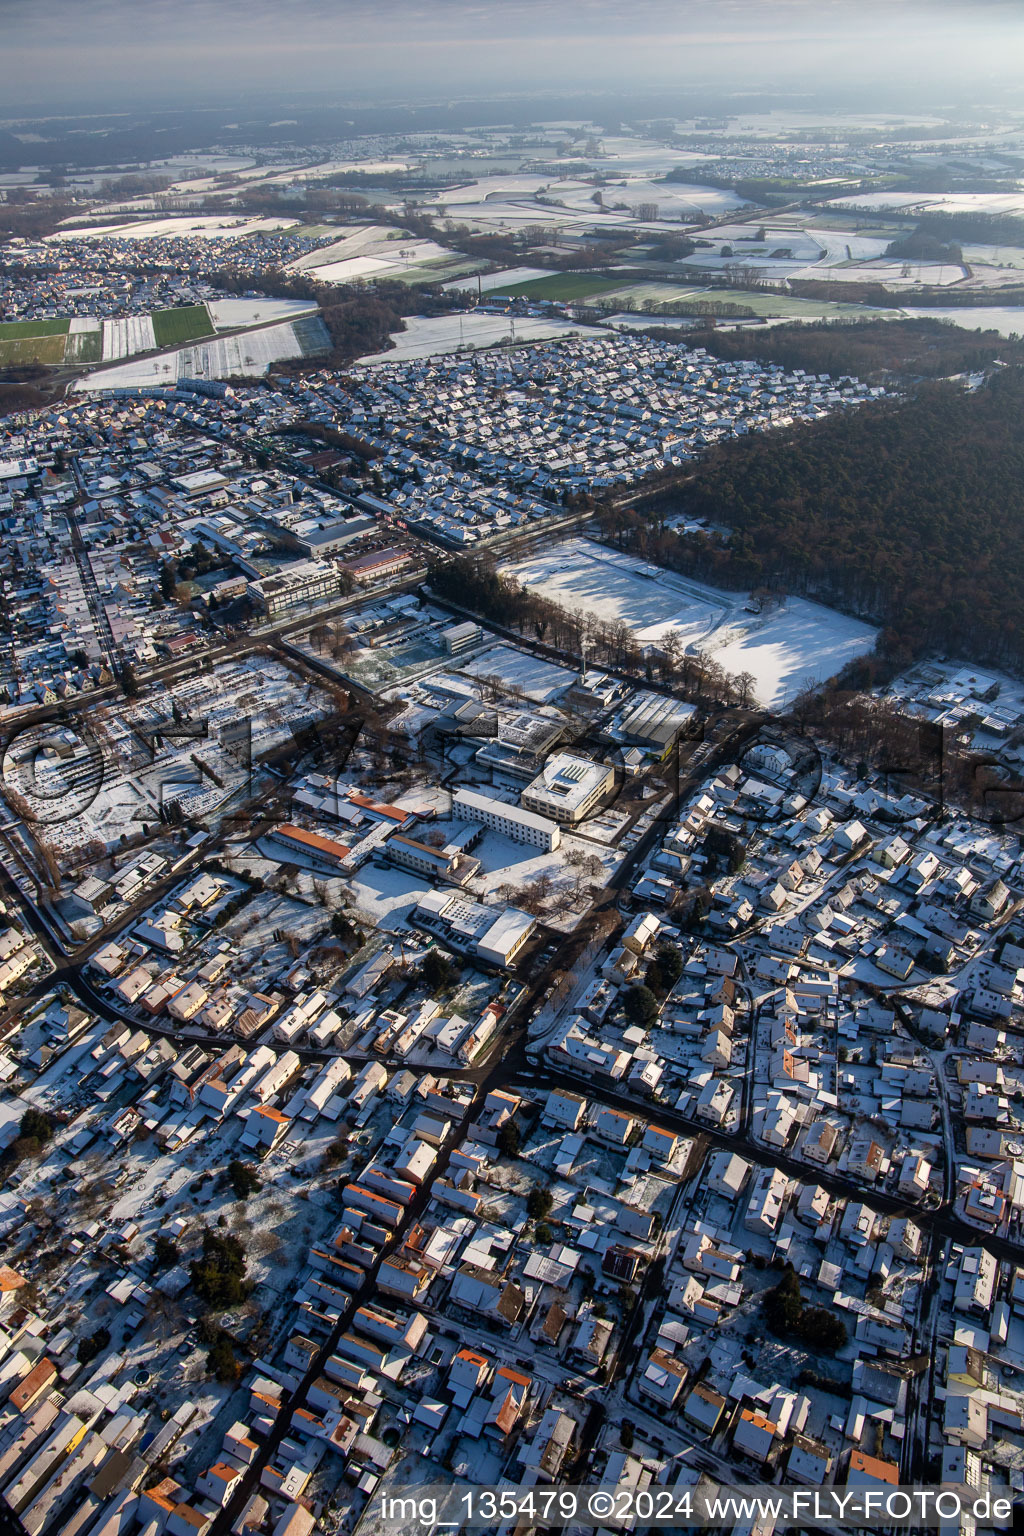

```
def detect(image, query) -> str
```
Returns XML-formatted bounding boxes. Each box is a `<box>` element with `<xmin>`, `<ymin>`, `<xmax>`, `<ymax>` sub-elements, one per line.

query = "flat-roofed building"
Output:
<box><xmin>247</xmin><ymin>560</ymin><xmax>341</xmax><ymax>617</ymax></box>
<box><xmin>522</xmin><ymin>752</ymin><xmax>615</xmax><ymax>826</ymax></box>
<box><xmin>453</xmin><ymin>786</ymin><xmax>560</xmax><ymax>850</ymax></box>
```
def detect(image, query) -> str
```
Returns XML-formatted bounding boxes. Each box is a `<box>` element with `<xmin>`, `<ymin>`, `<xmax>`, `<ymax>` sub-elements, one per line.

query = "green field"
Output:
<box><xmin>494</xmin><ymin>273</ymin><xmax>624</xmax><ymax>301</ymax></box>
<box><xmin>0</xmin><ymin>317</ymin><xmax>71</xmax><ymax>339</ymax></box>
<box><xmin>151</xmin><ymin>305</ymin><xmax>216</xmax><ymax>347</ymax></box>
<box><xmin>0</xmin><ymin>334</ymin><xmax>68</xmax><ymax>365</ymax></box>
<box><xmin>64</xmin><ymin>328</ymin><xmax>103</xmax><ymax>363</ymax></box>
<box><xmin>395</xmin><ymin>256</ymin><xmax>487</xmax><ymax>285</ymax></box>
<box><xmin>658</xmin><ymin>286</ymin><xmax>898</xmax><ymax>319</ymax></box>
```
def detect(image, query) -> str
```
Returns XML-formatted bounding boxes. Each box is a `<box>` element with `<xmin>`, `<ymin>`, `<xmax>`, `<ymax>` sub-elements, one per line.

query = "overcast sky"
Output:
<box><xmin>3</xmin><ymin>0</ymin><xmax>1023</xmax><ymax>117</ymax></box>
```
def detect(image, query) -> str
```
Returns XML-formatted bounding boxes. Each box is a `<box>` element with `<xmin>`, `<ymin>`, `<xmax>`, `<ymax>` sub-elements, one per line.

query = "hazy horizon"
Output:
<box><xmin>3</xmin><ymin>0</ymin><xmax>1024</xmax><ymax>120</ymax></box>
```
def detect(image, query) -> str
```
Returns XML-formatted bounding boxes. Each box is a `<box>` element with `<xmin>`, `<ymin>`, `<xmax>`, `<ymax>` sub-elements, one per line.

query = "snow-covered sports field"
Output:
<box><xmin>505</xmin><ymin>539</ymin><xmax>877</xmax><ymax>708</ymax></box>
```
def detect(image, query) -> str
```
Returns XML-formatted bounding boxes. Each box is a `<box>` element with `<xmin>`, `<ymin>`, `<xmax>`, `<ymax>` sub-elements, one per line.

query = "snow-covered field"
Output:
<box><xmin>827</xmin><ymin>190</ymin><xmax>1024</xmax><ymax>217</ymax></box>
<box><xmin>795</xmin><ymin>260</ymin><xmax>965</xmax><ymax>287</ymax></box>
<box><xmin>555</xmin><ymin>177</ymin><xmax>747</xmax><ymax>218</ymax></box>
<box><xmin>101</xmin><ymin>314</ymin><xmax>157</xmax><ymax>360</ymax></box>
<box><xmin>286</xmin><ymin>223</ymin><xmax>472</xmax><ymax>284</ymax></box>
<box><xmin>429</xmin><ymin>174</ymin><xmax>555</xmax><ymax>206</ymax></box>
<box><xmin>207</xmin><ymin>297</ymin><xmax>318</xmax><ymax>329</ymax></box>
<box><xmin>48</xmin><ymin>214</ymin><xmax>298</xmax><ymax>241</ymax></box>
<box><xmin>359</xmin><ymin>311</ymin><xmax>594</xmax><ymax>363</ymax></box>
<box><xmin>505</xmin><ymin>538</ymin><xmax>877</xmax><ymax>708</ymax></box>
<box><xmin>444</xmin><ymin>265</ymin><xmax>550</xmax><ymax>293</ymax></box>
<box><xmin>287</xmin><ymin>222</ymin><xmax>402</xmax><ymax>269</ymax></box>
<box><xmin>416</xmin><ymin>170</ymin><xmax>739</xmax><ymax>236</ymax></box>
<box><xmin>900</xmin><ymin>305</ymin><xmax>1024</xmax><ymax>337</ymax></box>
<box><xmin>706</xmin><ymin>601</ymin><xmax>878</xmax><ymax>708</ymax></box>
<box><xmin>74</xmin><ymin>317</ymin><xmax>326</xmax><ymax>390</ymax></box>
<box><xmin>310</xmin><ymin>237</ymin><xmax>466</xmax><ymax>285</ymax></box>
<box><xmin>348</xmin><ymin>861</ymin><xmax>433</xmax><ymax>932</ymax></box>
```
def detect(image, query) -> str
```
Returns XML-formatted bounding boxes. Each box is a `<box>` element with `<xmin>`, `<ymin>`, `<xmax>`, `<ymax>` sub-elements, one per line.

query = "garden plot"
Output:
<box><xmin>505</xmin><ymin>537</ymin><xmax>876</xmax><ymax>708</ymax></box>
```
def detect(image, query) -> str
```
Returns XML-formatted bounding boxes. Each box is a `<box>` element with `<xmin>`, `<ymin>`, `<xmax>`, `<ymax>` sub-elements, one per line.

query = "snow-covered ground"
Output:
<box><xmin>900</xmin><ymin>305</ymin><xmax>1024</xmax><ymax>337</ymax></box>
<box><xmin>347</xmin><ymin>860</ymin><xmax>433</xmax><ymax>931</ymax></box>
<box><xmin>792</xmin><ymin>260</ymin><xmax>965</xmax><ymax>287</ymax></box>
<box><xmin>505</xmin><ymin>538</ymin><xmax>877</xmax><ymax>708</ymax></box>
<box><xmin>359</xmin><ymin>311</ymin><xmax>595</xmax><ymax>362</ymax></box>
<box><xmin>286</xmin><ymin>224</ymin><xmax>473</xmax><ymax>283</ymax></box>
<box><xmin>505</xmin><ymin>540</ymin><xmax>729</xmax><ymax>649</ymax></box>
<box><xmin>286</xmin><ymin>221</ymin><xmax>405</xmax><ymax>269</ymax></box>
<box><xmin>310</xmin><ymin>237</ymin><xmax>459</xmax><ymax>285</ymax></box>
<box><xmin>706</xmin><ymin>601</ymin><xmax>879</xmax><ymax>708</ymax></box>
<box><xmin>555</xmin><ymin>176</ymin><xmax>747</xmax><ymax>218</ymax></box>
<box><xmin>456</xmin><ymin>643</ymin><xmax>578</xmax><ymax>703</ymax></box>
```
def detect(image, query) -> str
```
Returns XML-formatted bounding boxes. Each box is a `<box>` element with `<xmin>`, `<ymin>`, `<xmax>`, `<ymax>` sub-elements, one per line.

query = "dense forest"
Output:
<box><xmin>618</xmin><ymin>367</ymin><xmax>1024</xmax><ymax>672</ymax></box>
<box><xmin>882</xmin><ymin>210</ymin><xmax>1024</xmax><ymax>248</ymax></box>
<box><xmin>884</xmin><ymin>228</ymin><xmax>963</xmax><ymax>263</ymax></box>
<box><xmin>788</xmin><ymin>276</ymin><xmax>1024</xmax><ymax>310</ymax></box>
<box><xmin>681</xmin><ymin>317</ymin><xmax>1024</xmax><ymax>382</ymax></box>
<box><xmin>0</xmin><ymin>379</ymin><xmax>48</xmax><ymax>418</ymax></box>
